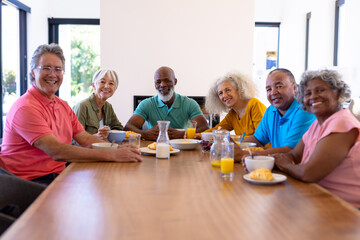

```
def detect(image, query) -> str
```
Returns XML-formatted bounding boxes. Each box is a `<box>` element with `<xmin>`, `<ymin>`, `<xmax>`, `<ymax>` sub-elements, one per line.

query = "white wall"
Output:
<box><xmin>255</xmin><ymin>0</ymin><xmax>360</xmax><ymax>98</ymax></box>
<box><xmin>22</xmin><ymin>0</ymin><xmax>100</xmax><ymax>85</ymax></box>
<box><xmin>255</xmin><ymin>0</ymin><xmax>282</xmax><ymax>22</ymax></box>
<box><xmin>18</xmin><ymin>0</ymin><xmax>360</xmax><ymax>124</ymax></box>
<box><xmin>101</xmin><ymin>0</ymin><xmax>255</xmax><ymax>124</ymax></box>
<box><xmin>339</xmin><ymin>0</ymin><xmax>360</xmax><ymax>98</ymax></box>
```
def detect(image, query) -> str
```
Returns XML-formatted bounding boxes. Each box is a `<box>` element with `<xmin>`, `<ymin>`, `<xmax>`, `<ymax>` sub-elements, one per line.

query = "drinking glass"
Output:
<box><xmin>220</xmin><ymin>142</ymin><xmax>234</xmax><ymax>178</ymax></box>
<box><xmin>186</xmin><ymin>121</ymin><xmax>197</xmax><ymax>139</ymax></box>
<box><xmin>129</xmin><ymin>133</ymin><xmax>141</xmax><ymax>150</ymax></box>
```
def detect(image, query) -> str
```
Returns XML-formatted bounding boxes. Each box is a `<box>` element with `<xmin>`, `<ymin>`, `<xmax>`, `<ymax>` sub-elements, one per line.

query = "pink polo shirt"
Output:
<box><xmin>301</xmin><ymin>109</ymin><xmax>360</xmax><ymax>208</ymax></box>
<box><xmin>0</xmin><ymin>86</ymin><xmax>84</xmax><ymax>180</ymax></box>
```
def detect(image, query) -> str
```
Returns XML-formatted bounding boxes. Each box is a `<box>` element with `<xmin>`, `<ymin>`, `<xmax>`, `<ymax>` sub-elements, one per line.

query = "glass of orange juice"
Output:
<box><xmin>186</xmin><ymin>121</ymin><xmax>197</xmax><ymax>139</ymax></box>
<box><xmin>221</xmin><ymin>142</ymin><xmax>234</xmax><ymax>178</ymax></box>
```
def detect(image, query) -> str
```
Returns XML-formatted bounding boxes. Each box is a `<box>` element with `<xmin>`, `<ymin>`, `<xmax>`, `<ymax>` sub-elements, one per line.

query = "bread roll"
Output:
<box><xmin>148</xmin><ymin>142</ymin><xmax>174</xmax><ymax>151</ymax></box>
<box><xmin>249</xmin><ymin>168</ymin><xmax>274</xmax><ymax>181</ymax></box>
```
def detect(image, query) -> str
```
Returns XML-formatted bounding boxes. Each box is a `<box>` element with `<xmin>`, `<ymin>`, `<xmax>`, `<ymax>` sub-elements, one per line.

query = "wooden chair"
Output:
<box><xmin>348</xmin><ymin>97</ymin><xmax>360</xmax><ymax>122</ymax></box>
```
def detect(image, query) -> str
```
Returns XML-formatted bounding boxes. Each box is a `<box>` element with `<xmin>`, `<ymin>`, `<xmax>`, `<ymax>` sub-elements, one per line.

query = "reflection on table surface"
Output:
<box><xmin>2</xmin><ymin>141</ymin><xmax>360</xmax><ymax>240</ymax></box>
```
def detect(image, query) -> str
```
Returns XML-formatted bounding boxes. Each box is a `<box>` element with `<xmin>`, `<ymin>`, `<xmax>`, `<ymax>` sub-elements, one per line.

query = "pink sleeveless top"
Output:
<box><xmin>301</xmin><ymin>109</ymin><xmax>360</xmax><ymax>208</ymax></box>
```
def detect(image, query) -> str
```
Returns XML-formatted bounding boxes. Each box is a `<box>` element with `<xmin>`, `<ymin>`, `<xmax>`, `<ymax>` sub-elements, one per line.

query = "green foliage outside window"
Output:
<box><xmin>70</xmin><ymin>38</ymin><xmax>100</xmax><ymax>97</ymax></box>
<box><xmin>3</xmin><ymin>69</ymin><xmax>16</xmax><ymax>95</ymax></box>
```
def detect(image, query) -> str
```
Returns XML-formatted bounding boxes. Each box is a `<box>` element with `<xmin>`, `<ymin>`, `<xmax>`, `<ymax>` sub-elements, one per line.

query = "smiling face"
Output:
<box><xmin>217</xmin><ymin>81</ymin><xmax>239</xmax><ymax>108</ymax></box>
<box><xmin>266</xmin><ymin>72</ymin><xmax>296</xmax><ymax>115</ymax></box>
<box><xmin>154</xmin><ymin>67</ymin><xmax>177</xmax><ymax>102</ymax></box>
<box><xmin>303</xmin><ymin>78</ymin><xmax>340</xmax><ymax>123</ymax></box>
<box><xmin>92</xmin><ymin>73</ymin><xmax>116</xmax><ymax>101</ymax></box>
<box><xmin>31</xmin><ymin>53</ymin><xmax>63</xmax><ymax>99</ymax></box>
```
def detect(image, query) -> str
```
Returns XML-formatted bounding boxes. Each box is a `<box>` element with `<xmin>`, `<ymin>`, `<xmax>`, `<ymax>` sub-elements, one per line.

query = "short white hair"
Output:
<box><xmin>92</xmin><ymin>69</ymin><xmax>119</xmax><ymax>89</ymax></box>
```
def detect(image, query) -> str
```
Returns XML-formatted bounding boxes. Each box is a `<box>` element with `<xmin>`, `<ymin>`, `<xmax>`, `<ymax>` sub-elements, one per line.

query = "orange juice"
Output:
<box><xmin>211</xmin><ymin>160</ymin><xmax>221</xmax><ymax>167</ymax></box>
<box><xmin>221</xmin><ymin>158</ymin><xmax>234</xmax><ymax>173</ymax></box>
<box><xmin>186</xmin><ymin>128</ymin><xmax>196</xmax><ymax>139</ymax></box>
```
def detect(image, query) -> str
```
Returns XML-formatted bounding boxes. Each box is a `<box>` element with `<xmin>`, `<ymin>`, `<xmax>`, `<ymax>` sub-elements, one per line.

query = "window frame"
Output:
<box><xmin>48</xmin><ymin>18</ymin><xmax>100</xmax><ymax>44</ymax></box>
<box><xmin>0</xmin><ymin>0</ymin><xmax>30</xmax><ymax>139</ymax></box>
<box><xmin>305</xmin><ymin>12</ymin><xmax>311</xmax><ymax>70</ymax></box>
<box><xmin>47</xmin><ymin>18</ymin><xmax>100</xmax><ymax>98</ymax></box>
<box><xmin>254</xmin><ymin>22</ymin><xmax>281</xmax><ymax>67</ymax></box>
<box><xmin>333</xmin><ymin>0</ymin><xmax>345</xmax><ymax>66</ymax></box>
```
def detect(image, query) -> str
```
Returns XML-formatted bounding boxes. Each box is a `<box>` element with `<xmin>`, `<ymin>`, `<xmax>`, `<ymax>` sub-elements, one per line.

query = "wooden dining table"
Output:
<box><xmin>1</xmin><ymin>141</ymin><xmax>360</xmax><ymax>240</ymax></box>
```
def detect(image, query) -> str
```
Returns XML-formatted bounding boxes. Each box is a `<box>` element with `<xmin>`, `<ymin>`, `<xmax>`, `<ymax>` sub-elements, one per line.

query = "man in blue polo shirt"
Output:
<box><xmin>236</xmin><ymin>68</ymin><xmax>315</xmax><ymax>161</ymax></box>
<box><xmin>124</xmin><ymin>66</ymin><xmax>209</xmax><ymax>141</ymax></box>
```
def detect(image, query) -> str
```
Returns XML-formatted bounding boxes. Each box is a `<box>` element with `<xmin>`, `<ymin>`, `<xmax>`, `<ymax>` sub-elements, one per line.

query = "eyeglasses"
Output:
<box><xmin>36</xmin><ymin>66</ymin><xmax>64</xmax><ymax>75</ymax></box>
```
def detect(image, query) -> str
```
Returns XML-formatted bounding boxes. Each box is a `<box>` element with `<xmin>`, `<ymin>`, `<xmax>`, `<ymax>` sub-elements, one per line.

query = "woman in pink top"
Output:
<box><xmin>273</xmin><ymin>69</ymin><xmax>360</xmax><ymax>208</ymax></box>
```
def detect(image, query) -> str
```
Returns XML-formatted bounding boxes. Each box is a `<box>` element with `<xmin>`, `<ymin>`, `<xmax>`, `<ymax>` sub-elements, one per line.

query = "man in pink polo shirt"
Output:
<box><xmin>0</xmin><ymin>44</ymin><xmax>142</xmax><ymax>185</ymax></box>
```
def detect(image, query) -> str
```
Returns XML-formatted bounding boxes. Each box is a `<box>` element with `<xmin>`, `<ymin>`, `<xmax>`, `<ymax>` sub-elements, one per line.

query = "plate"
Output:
<box><xmin>243</xmin><ymin>173</ymin><xmax>287</xmax><ymax>185</ymax></box>
<box><xmin>169</xmin><ymin>139</ymin><xmax>200</xmax><ymax>150</ymax></box>
<box><xmin>140</xmin><ymin>147</ymin><xmax>180</xmax><ymax>155</ymax></box>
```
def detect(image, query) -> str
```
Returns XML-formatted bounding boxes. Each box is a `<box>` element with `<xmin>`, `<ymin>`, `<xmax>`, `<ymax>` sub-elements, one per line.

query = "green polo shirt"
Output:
<box><xmin>134</xmin><ymin>93</ymin><xmax>203</xmax><ymax>129</ymax></box>
<box><xmin>73</xmin><ymin>93</ymin><xmax>123</xmax><ymax>135</ymax></box>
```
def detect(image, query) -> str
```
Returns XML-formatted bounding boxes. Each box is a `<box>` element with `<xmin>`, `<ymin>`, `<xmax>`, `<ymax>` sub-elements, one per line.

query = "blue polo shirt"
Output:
<box><xmin>134</xmin><ymin>93</ymin><xmax>204</xmax><ymax>129</ymax></box>
<box><xmin>254</xmin><ymin>99</ymin><xmax>316</xmax><ymax>148</ymax></box>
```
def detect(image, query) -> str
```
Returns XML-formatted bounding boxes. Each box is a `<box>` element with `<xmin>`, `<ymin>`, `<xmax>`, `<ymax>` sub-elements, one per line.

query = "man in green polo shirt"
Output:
<box><xmin>124</xmin><ymin>66</ymin><xmax>209</xmax><ymax>141</ymax></box>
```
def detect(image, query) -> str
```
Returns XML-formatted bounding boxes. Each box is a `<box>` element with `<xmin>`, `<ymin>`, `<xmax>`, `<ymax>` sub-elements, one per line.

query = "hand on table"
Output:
<box><xmin>239</xmin><ymin>149</ymin><xmax>262</xmax><ymax>173</ymax></box>
<box><xmin>168</xmin><ymin>128</ymin><xmax>186</xmax><ymax>139</ymax></box>
<box><xmin>112</xmin><ymin>145</ymin><xmax>142</xmax><ymax>162</ymax></box>
<box><xmin>142</xmin><ymin>125</ymin><xmax>160</xmax><ymax>141</ymax></box>
<box><xmin>272</xmin><ymin>153</ymin><xmax>295</xmax><ymax>172</ymax></box>
<box><xmin>193</xmin><ymin>133</ymin><xmax>202</xmax><ymax>140</ymax></box>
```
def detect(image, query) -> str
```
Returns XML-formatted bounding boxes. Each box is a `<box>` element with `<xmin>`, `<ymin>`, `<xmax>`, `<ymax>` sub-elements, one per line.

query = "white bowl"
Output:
<box><xmin>170</xmin><ymin>139</ymin><xmax>199</xmax><ymax>150</ymax></box>
<box><xmin>92</xmin><ymin>142</ymin><xmax>119</xmax><ymax>150</ymax></box>
<box><xmin>201</xmin><ymin>132</ymin><xmax>214</xmax><ymax>142</ymax></box>
<box><xmin>245</xmin><ymin>156</ymin><xmax>274</xmax><ymax>172</ymax></box>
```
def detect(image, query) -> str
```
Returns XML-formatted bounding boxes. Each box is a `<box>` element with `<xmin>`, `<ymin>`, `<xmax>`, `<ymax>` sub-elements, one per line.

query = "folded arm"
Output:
<box><xmin>274</xmin><ymin>129</ymin><xmax>358</xmax><ymax>182</ymax></box>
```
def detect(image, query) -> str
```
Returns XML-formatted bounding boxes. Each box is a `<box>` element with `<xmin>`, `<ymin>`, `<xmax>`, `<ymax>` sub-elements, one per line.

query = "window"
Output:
<box><xmin>48</xmin><ymin>18</ymin><xmax>100</xmax><ymax>107</ymax></box>
<box><xmin>0</xmin><ymin>0</ymin><xmax>30</xmax><ymax>139</ymax></box>
<box><xmin>253</xmin><ymin>22</ymin><xmax>280</xmax><ymax>106</ymax></box>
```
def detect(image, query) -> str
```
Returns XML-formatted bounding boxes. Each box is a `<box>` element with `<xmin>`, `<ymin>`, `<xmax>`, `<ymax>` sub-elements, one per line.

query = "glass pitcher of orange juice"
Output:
<box><xmin>210</xmin><ymin>130</ymin><xmax>230</xmax><ymax>167</ymax></box>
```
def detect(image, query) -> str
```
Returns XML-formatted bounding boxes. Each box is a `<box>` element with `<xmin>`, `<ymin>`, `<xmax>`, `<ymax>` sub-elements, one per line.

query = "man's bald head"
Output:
<box><xmin>154</xmin><ymin>66</ymin><xmax>176</xmax><ymax>81</ymax></box>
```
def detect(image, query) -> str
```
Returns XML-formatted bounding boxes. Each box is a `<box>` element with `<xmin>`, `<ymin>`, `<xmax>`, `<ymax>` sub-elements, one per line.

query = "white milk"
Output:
<box><xmin>156</xmin><ymin>143</ymin><xmax>170</xmax><ymax>159</ymax></box>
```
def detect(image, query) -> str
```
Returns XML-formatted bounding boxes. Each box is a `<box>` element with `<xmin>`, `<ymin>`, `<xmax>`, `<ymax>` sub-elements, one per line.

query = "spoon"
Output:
<box><xmin>239</xmin><ymin>132</ymin><xmax>246</xmax><ymax>143</ymax></box>
<box><xmin>247</xmin><ymin>146</ymin><xmax>254</xmax><ymax>159</ymax></box>
<box><xmin>110</xmin><ymin>140</ymin><xmax>116</xmax><ymax>147</ymax></box>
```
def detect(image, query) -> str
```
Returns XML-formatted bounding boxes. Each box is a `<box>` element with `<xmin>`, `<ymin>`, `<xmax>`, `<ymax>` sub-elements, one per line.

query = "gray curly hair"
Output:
<box><xmin>297</xmin><ymin>69</ymin><xmax>351</xmax><ymax>110</ymax></box>
<box><xmin>29</xmin><ymin>43</ymin><xmax>65</xmax><ymax>82</ymax></box>
<box><xmin>205</xmin><ymin>72</ymin><xmax>257</xmax><ymax>114</ymax></box>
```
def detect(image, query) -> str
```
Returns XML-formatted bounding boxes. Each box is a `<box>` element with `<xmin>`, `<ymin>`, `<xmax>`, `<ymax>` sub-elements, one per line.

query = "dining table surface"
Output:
<box><xmin>1</xmin><ymin>140</ymin><xmax>360</xmax><ymax>240</ymax></box>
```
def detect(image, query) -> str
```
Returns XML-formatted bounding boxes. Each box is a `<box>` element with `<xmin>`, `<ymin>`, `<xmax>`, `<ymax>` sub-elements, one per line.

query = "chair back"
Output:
<box><xmin>349</xmin><ymin>98</ymin><xmax>360</xmax><ymax>122</ymax></box>
<box><xmin>0</xmin><ymin>173</ymin><xmax>45</xmax><ymax>235</ymax></box>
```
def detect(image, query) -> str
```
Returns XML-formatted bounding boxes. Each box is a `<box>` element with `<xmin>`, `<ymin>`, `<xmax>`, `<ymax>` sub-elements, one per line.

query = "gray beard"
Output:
<box><xmin>157</xmin><ymin>88</ymin><xmax>175</xmax><ymax>102</ymax></box>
